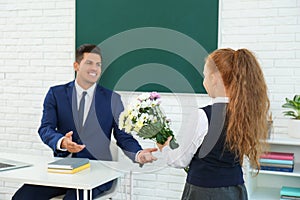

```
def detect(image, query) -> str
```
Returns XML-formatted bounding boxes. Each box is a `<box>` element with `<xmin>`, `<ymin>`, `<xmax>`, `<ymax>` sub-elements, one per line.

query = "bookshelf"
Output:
<box><xmin>246</xmin><ymin>134</ymin><xmax>300</xmax><ymax>200</ymax></box>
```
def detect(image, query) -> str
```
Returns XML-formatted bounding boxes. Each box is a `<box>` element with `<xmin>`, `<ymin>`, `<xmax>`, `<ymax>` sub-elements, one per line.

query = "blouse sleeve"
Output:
<box><xmin>161</xmin><ymin>108</ymin><xmax>209</xmax><ymax>168</ymax></box>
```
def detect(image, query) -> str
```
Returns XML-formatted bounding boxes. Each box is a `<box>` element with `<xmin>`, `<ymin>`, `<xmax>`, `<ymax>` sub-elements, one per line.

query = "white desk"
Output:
<box><xmin>0</xmin><ymin>153</ymin><xmax>122</xmax><ymax>200</ymax></box>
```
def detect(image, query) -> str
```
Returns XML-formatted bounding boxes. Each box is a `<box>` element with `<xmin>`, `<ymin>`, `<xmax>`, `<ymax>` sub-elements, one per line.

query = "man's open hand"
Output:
<box><xmin>137</xmin><ymin>148</ymin><xmax>158</xmax><ymax>164</ymax></box>
<box><xmin>61</xmin><ymin>131</ymin><xmax>86</xmax><ymax>153</ymax></box>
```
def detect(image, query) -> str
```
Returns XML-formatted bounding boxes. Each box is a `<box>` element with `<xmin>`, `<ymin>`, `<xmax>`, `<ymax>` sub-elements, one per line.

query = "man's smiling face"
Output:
<box><xmin>74</xmin><ymin>52</ymin><xmax>102</xmax><ymax>89</ymax></box>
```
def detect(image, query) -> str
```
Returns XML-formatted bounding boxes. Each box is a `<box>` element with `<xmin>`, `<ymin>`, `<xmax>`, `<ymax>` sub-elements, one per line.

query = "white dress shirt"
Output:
<box><xmin>74</xmin><ymin>81</ymin><xmax>96</xmax><ymax>126</ymax></box>
<box><xmin>161</xmin><ymin>97</ymin><xmax>229</xmax><ymax>168</ymax></box>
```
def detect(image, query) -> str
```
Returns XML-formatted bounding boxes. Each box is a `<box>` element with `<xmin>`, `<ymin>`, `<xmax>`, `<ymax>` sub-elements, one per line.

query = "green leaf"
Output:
<box><xmin>138</xmin><ymin>127</ymin><xmax>157</xmax><ymax>139</ymax></box>
<box><xmin>137</xmin><ymin>122</ymin><xmax>163</xmax><ymax>139</ymax></box>
<box><xmin>282</xmin><ymin>95</ymin><xmax>300</xmax><ymax>119</ymax></box>
<box><xmin>293</xmin><ymin>95</ymin><xmax>300</xmax><ymax>103</ymax></box>
<box><xmin>156</xmin><ymin>133</ymin><xmax>165</xmax><ymax>144</ymax></box>
<box><xmin>169</xmin><ymin>138</ymin><xmax>179</xmax><ymax>149</ymax></box>
<box><xmin>282</xmin><ymin>103</ymin><xmax>296</xmax><ymax>110</ymax></box>
<box><xmin>283</xmin><ymin>111</ymin><xmax>297</xmax><ymax>118</ymax></box>
<box><xmin>184</xmin><ymin>167</ymin><xmax>189</xmax><ymax>173</ymax></box>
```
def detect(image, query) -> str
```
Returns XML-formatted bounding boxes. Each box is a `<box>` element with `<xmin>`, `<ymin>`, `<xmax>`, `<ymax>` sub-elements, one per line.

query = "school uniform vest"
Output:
<box><xmin>186</xmin><ymin>103</ymin><xmax>244</xmax><ymax>187</ymax></box>
<box><xmin>71</xmin><ymin>87</ymin><xmax>112</xmax><ymax>161</ymax></box>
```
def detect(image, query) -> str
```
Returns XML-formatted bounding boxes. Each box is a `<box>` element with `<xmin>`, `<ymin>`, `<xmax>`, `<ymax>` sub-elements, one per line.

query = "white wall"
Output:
<box><xmin>0</xmin><ymin>0</ymin><xmax>299</xmax><ymax>199</ymax></box>
<box><xmin>220</xmin><ymin>0</ymin><xmax>300</xmax><ymax>133</ymax></box>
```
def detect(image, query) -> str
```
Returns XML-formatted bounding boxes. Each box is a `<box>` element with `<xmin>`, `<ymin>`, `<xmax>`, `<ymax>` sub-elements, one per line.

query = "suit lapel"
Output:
<box><xmin>94</xmin><ymin>85</ymin><xmax>109</xmax><ymax>133</ymax></box>
<box><xmin>65</xmin><ymin>81</ymin><xmax>81</xmax><ymax>133</ymax></box>
<box><xmin>66</xmin><ymin>81</ymin><xmax>74</xmax><ymax>109</ymax></box>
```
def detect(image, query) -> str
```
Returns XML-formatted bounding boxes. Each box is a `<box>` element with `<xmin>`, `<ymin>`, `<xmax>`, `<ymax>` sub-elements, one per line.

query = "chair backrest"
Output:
<box><xmin>109</xmin><ymin>140</ymin><xmax>119</xmax><ymax>161</ymax></box>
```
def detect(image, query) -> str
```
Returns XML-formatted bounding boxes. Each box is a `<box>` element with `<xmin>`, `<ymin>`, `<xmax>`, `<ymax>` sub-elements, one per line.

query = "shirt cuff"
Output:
<box><xmin>56</xmin><ymin>137</ymin><xmax>67</xmax><ymax>151</ymax></box>
<box><xmin>162</xmin><ymin>145</ymin><xmax>171</xmax><ymax>153</ymax></box>
<box><xmin>135</xmin><ymin>150</ymin><xmax>142</xmax><ymax>162</ymax></box>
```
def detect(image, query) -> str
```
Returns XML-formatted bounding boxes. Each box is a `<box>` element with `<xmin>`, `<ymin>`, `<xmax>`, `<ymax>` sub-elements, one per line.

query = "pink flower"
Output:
<box><xmin>150</xmin><ymin>91</ymin><xmax>161</xmax><ymax>100</ymax></box>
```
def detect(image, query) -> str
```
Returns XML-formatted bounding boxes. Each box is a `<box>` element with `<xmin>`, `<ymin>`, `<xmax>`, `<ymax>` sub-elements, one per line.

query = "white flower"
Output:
<box><xmin>134</xmin><ymin>120</ymin><xmax>144</xmax><ymax>132</ymax></box>
<box><xmin>131</xmin><ymin>110</ymin><xmax>139</xmax><ymax>118</ymax></box>
<box><xmin>140</xmin><ymin>113</ymin><xmax>149</xmax><ymax>122</ymax></box>
<box><xmin>140</xmin><ymin>100</ymin><xmax>150</xmax><ymax>108</ymax></box>
<box><xmin>137</xmin><ymin>93</ymin><xmax>150</xmax><ymax>102</ymax></box>
<box><xmin>147</xmin><ymin>114</ymin><xmax>154</xmax><ymax>121</ymax></box>
<box><xmin>151</xmin><ymin>116</ymin><xmax>158</xmax><ymax>123</ymax></box>
<box><xmin>118</xmin><ymin>111</ymin><xmax>126</xmax><ymax>129</ymax></box>
<box><xmin>130</xmin><ymin>99</ymin><xmax>141</xmax><ymax>108</ymax></box>
<box><xmin>124</xmin><ymin>117</ymin><xmax>133</xmax><ymax>133</ymax></box>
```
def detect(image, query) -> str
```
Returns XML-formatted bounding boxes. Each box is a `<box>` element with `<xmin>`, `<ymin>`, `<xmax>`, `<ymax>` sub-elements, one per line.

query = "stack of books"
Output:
<box><xmin>280</xmin><ymin>186</ymin><xmax>300</xmax><ymax>200</ymax></box>
<box><xmin>47</xmin><ymin>157</ymin><xmax>90</xmax><ymax>174</ymax></box>
<box><xmin>259</xmin><ymin>151</ymin><xmax>294</xmax><ymax>172</ymax></box>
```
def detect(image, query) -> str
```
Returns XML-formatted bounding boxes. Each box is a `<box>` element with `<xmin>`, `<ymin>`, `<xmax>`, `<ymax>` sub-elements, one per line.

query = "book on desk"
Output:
<box><xmin>47</xmin><ymin>157</ymin><xmax>90</xmax><ymax>174</ymax></box>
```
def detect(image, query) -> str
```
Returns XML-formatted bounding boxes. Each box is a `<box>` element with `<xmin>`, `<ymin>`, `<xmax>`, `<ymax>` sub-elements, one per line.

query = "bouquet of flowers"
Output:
<box><xmin>119</xmin><ymin>92</ymin><xmax>179</xmax><ymax>149</ymax></box>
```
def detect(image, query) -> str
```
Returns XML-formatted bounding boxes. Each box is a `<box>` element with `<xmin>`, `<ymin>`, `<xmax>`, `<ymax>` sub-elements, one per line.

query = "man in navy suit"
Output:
<box><xmin>12</xmin><ymin>44</ymin><xmax>157</xmax><ymax>200</ymax></box>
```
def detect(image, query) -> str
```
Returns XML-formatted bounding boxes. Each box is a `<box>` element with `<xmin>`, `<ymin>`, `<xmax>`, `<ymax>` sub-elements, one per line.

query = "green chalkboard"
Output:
<box><xmin>76</xmin><ymin>0</ymin><xmax>219</xmax><ymax>93</ymax></box>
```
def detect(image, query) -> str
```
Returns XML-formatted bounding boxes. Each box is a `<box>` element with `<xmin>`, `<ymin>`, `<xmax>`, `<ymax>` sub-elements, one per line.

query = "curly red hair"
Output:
<box><xmin>206</xmin><ymin>48</ymin><xmax>270</xmax><ymax>170</ymax></box>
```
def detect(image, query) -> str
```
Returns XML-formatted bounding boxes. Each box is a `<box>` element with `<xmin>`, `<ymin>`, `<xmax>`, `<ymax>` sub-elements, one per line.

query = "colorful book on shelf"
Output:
<box><xmin>260</xmin><ymin>152</ymin><xmax>294</xmax><ymax>160</ymax></box>
<box><xmin>281</xmin><ymin>186</ymin><xmax>300</xmax><ymax>197</ymax></box>
<box><xmin>48</xmin><ymin>157</ymin><xmax>90</xmax><ymax>174</ymax></box>
<box><xmin>259</xmin><ymin>158</ymin><xmax>294</xmax><ymax>165</ymax></box>
<box><xmin>260</xmin><ymin>165</ymin><xmax>294</xmax><ymax>172</ymax></box>
<box><xmin>281</xmin><ymin>195</ymin><xmax>300</xmax><ymax>200</ymax></box>
<box><xmin>260</xmin><ymin>163</ymin><xmax>294</xmax><ymax>168</ymax></box>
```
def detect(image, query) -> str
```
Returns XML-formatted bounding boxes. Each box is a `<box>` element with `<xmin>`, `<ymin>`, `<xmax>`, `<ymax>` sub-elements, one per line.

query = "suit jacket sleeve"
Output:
<box><xmin>111</xmin><ymin>92</ymin><xmax>143</xmax><ymax>161</ymax></box>
<box><xmin>38</xmin><ymin>87</ymin><xmax>70</xmax><ymax>157</ymax></box>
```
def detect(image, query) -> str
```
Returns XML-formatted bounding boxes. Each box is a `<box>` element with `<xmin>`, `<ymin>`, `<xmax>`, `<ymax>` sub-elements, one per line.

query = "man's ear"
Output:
<box><xmin>73</xmin><ymin>62</ymin><xmax>79</xmax><ymax>71</ymax></box>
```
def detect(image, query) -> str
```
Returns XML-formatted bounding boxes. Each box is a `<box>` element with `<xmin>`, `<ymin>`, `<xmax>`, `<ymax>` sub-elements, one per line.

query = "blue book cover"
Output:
<box><xmin>261</xmin><ymin>166</ymin><xmax>294</xmax><ymax>172</ymax></box>
<box><xmin>259</xmin><ymin>158</ymin><xmax>294</xmax><ymax>165</ymax></box>
<box><xmin>281</xmin><ymin>186</ymin><xmax>300</xmax><ymax>197</ymax></box>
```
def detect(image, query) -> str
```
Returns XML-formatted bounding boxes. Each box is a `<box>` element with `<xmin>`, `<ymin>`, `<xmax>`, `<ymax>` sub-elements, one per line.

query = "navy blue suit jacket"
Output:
<box><xmin>38</xmin><ymin>81</ymin><xmax>142</xmax><ymax>161</ymax></box>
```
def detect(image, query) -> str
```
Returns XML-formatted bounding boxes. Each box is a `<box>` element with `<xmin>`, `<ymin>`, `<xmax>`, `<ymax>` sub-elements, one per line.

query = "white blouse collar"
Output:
<box><xmin>210</xmin><ymin>97</ymin><xmax>229</xmax><ymax>104</ymax></box>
